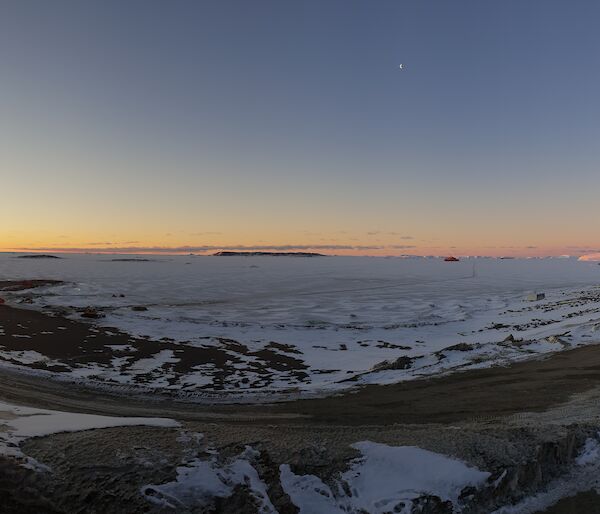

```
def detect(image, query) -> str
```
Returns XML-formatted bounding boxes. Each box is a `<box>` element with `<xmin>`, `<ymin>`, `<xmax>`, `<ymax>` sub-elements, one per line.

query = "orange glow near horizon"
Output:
<box><xmin>1</xmin><ymin>237</ymin><xmax>598</xmax><ymax>258</ymax></box>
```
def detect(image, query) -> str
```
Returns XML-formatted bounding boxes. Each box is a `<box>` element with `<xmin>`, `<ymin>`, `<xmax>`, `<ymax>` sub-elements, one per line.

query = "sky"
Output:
<box><xmin>1</xmin><ymin>0</ymin><xmax>599</xmax><ymax>257</ymax></box>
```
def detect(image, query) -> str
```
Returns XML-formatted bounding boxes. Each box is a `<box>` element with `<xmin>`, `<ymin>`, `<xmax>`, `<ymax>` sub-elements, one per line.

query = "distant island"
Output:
<box><xmin>17</xmin><ymin>254</ymin><xmax>61</xmax><ymax>259</ymax></box>
<box><xmin>110</xmin><ymin>258</ymin><xmax>157</xmax><ymax>262</ymax></box>
<box><xmin>213</xmin><ymin>251</ymin><xmax>326</xmax><ymax>257</ymax></box>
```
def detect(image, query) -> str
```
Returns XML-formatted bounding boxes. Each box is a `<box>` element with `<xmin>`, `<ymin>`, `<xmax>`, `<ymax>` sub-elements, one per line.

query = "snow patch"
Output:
<box><xmin>0</xmin><ymin>401</ymin><xmax>179</xmax><ymax>468</ymax></box>
<box><xmin>142</xmin><ymin>446</ymin><xmax>275</xmax><ymax>512</ymax></box>
<box><xmin>280</xmin><ymin>441</ymin><xmax>490</xmax><ymax>514</ymax></box>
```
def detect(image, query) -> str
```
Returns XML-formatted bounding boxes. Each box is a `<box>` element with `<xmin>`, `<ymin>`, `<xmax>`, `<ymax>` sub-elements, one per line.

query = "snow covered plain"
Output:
<box><xmin>2</xmin><ymin>253</ymin><xmax>600</xmax><ymax>398</ymax></box>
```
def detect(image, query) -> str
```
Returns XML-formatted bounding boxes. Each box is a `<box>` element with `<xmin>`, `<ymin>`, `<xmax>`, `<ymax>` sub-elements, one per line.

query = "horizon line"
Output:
<box><xmin>1</xmin><ymin>248</ymin><xmax>596</xmax><ymax>260</ymax></box>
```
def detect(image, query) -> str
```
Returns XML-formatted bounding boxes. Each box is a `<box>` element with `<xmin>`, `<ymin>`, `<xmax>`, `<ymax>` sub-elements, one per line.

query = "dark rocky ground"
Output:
<box><xmin>540</xmin><ymin>490</ymin><xmax>600</xmax><ymax>513</ymax></box>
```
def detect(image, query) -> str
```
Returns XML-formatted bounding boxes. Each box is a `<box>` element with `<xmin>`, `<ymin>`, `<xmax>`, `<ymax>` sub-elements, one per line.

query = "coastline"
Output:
<box><xmin>2</xmin><ymin>293</ymin><xmax>600</xmax><ymax>422</ymax></box>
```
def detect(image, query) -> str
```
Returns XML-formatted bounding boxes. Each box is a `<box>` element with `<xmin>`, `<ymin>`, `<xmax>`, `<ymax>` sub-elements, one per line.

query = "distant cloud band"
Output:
<box><xmin>14</xmin><ymin>244</ymin><xmax>415</xmax><ymax>254</ymax></box>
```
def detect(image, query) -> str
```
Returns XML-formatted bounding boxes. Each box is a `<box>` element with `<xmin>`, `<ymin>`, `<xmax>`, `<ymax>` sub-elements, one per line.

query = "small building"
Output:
<box><xmin>527</xmin><ymin>292</ymin><xmax>545</xmax><ymax>302</ymax></box>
